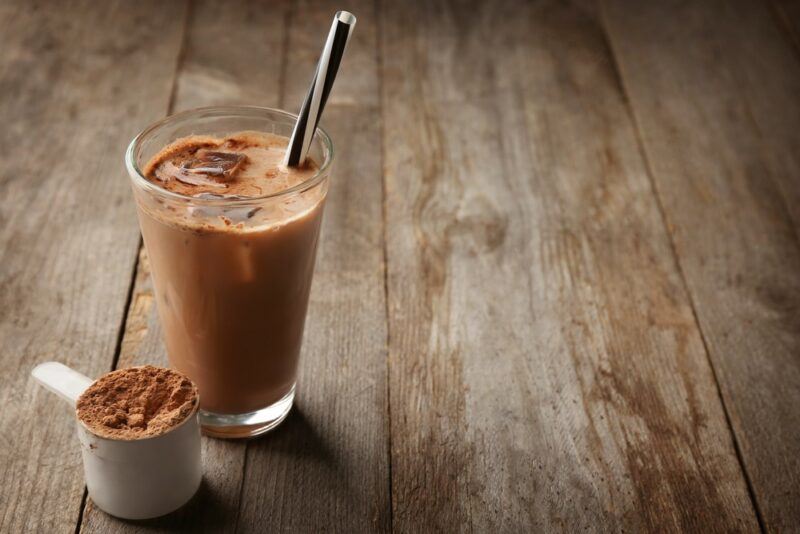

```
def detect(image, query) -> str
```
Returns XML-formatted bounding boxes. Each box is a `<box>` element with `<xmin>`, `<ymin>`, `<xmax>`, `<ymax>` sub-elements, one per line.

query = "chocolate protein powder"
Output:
<box><xmin>76</xmin><ymin>365</ymin><xmax>198</xmax><ymax>440</ymax></box>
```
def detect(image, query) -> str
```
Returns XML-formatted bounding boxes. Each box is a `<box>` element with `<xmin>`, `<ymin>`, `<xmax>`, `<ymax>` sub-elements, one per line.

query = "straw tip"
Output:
<box><xmin>336</xmin><ymin>10</ymin><xmax>356</xmax><ymax>25</ymax></box>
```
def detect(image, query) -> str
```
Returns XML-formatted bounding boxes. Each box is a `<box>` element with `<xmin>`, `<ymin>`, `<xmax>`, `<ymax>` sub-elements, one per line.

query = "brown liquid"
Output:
<box><xmin>136</xmin><ymin>132</ymin><xmax>325</xmax><ymax>414</ymax></box>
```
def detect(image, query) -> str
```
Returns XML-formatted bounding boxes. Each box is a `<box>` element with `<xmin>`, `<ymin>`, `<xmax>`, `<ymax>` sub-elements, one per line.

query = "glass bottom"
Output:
<box><xmin>199</xmin><ymin>384</ymin><xmax>295</xmax><ymax>439</ymax></box>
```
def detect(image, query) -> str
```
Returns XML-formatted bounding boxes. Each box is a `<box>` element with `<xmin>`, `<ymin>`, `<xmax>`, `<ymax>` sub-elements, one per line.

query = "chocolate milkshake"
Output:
<box><xmin>126</xmin><ymin>107</ymin><xmax>332</xmax><ymax>437</ymax></box>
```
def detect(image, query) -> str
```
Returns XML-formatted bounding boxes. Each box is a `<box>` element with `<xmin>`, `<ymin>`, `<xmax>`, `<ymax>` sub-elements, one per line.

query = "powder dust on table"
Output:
<box><xmin>76</xmin><ymin>365</ymin><xmax>198</xmax><ymax>440</ymax></box>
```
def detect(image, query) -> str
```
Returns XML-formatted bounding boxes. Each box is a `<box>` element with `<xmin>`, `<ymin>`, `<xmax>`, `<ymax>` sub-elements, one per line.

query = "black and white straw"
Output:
<box><xmin>284</xmin><ymin>11</ymin><xmax>357</xmax><ymax>167</ymax></box>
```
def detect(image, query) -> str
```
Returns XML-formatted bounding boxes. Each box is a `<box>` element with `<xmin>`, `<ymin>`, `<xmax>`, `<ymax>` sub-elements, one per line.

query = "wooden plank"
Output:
<box><xmin>234</xmin><ymin>0</ymin><xmax>390</xmax><ymax>531</ymax></box>
<box><xmin>235</xmin><ymin>105</ymin><xmax>390</xmax><ymax>531</ymax></box>
<box><xmin>380</xmin><ymin>0</ymin><xmax>759</xmax><ymax>531</ymax></box>
<box><xmin>771</xmin><ymin>0</ymin><xmax>800</xmax><ymax>52</ymax></box>
<box><xmin>171</xmin><ymin>0</ymin><xmax>290</xmax><ymax>112</ymax></box>
<box><xmin>78</xmin><ymin>1</ymin><xmax>289</xmax><ymax>532</ymax></box>
<box><xmin>600</xmin><ymin>0</ymin><xmax>800</xmax><ymax>531</ymax></box>
<box><xmin>0</xmin><ymin>1</ymin><xmax>187</xmax><ymax>532</ymax></box>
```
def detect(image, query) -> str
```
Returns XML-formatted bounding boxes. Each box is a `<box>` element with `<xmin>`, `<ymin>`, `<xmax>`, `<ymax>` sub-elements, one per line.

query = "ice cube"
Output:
<box><xmin>225</xmin><ymin>206</ymin><xmax>261</xmax><ymax>222</ymax></box>
<box><xmin>188</xmin><ymin>193</ymin><xmax>226</xmax><ymax>218</ymax></box>
<box><xmin>189</xmin><ymin>192</ymin><xmax>261</xmax><ymax>222</ymax></box>
<box><xmin>175</xmin><ymin>150</ymin><xmax>247</xmax><ymax>187</ymax></box>
<box><xmin>192</xmin><ymin>193</ymin><xmax>228</xmax><ymax>200</ymax></box>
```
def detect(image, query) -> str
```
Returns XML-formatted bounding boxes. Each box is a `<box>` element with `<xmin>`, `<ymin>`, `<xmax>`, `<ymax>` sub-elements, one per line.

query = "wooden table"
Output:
<box><xmin>2</xmin><ymin>0</ymin><xmax>799</xmax><ymax>532</ymax></box>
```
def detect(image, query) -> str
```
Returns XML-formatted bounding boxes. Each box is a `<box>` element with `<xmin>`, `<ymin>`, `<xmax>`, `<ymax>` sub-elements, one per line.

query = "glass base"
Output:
<box><xmin>199</xmin><ymin>384</ymin><xmax>295</xmax><ymax>439</ymax></box>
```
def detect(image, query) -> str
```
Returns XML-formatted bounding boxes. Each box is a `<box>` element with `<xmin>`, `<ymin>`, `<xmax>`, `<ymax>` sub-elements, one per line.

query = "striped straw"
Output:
<box><xmin>284</xmin><ymin>11</ymin><xmax>357</xmax><ymax>167</ymax></box>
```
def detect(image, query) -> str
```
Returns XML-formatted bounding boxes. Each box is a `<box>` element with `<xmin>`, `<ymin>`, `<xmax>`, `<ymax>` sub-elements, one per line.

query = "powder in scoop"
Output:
<box><xmin>76</xmin><ymin>365</ymin><xmax>198</xmax><ymax>440</ymax></box>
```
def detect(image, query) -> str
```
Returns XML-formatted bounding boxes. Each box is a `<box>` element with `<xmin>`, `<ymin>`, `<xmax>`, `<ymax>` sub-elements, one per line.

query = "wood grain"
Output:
<box><xmin>601</xmin><ymin>0</ymin><xmax>800</xmax><ymax>531</ymax></box>
<box><xmin>771</xmin><ymin>0</ymin><xmax>800</xmax><ymax>53</ymax></box>
<box><xmin>7</xmin><ymin>1</ymin><xmax>800</xmax><ymax>531</ymax></box>
<box><xmin>171</xmin><ymin>0</ymin><xmax>291</xmax><ymax>112</ymax></box>
<box><xmin>0</xmin><ymin>1</ymin><xmax>186</xmax><ymax>532</ymax></box>
<box><xmin>234</xmin><ymin>0</ymin><xmax>390</xmax><ymax>531</ymax></box>
<box><xmin>380</xmin><ymin>0</ymin><xmax>758</xmax><ymax>531</ymax></box>
<box><xmin>235</xmin><ymin>104</ymin><xmax>390</xmax><ymax>532</ymax></box>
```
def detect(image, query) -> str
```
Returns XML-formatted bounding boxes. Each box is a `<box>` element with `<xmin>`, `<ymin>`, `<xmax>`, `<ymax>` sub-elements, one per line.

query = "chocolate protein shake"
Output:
<box><xmin>127</xmin><ymin>108</ymin><xmax>331</xmax><ymax>438</ymax></box>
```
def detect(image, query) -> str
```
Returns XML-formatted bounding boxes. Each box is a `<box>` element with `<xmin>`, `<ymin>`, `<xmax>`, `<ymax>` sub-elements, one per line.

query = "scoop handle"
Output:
<box><xmin>32</xmin><ymin>362</ymin><xmax>94</xmax><ymax>406</ymax></box>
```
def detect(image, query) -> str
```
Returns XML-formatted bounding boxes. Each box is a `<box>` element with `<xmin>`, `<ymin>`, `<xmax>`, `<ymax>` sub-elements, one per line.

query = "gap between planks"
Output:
<box><xmin>374</xmin><ymin>0</ymin><xmax>395</xmax><ymax>529</ymax></box>
<box><xmin>74</xmin><ymin>1</ymin><xmax>193</xmax><ymax>531</ymax></box>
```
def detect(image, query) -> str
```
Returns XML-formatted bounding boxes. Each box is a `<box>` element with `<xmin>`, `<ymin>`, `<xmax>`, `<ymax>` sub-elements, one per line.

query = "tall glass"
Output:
<box><xmin>125</xmin><ymin>106</ymin><xmax>332</xmax><ymax>438</ymax></box>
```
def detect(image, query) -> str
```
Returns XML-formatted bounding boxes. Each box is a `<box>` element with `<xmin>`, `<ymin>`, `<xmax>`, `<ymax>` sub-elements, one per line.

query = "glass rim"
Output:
<box><xmin>125</xmin><ymin>105</ymin><xmax>334</xmax><ymax>205</ymax></box>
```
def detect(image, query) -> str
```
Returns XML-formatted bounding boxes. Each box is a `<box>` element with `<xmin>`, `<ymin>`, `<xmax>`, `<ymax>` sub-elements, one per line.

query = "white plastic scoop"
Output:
<box><xmin>31</xmin><ymin>361</ymin><xmax>202</xmax><ymax>519</ymax></box>
<box><xmin>32</xmin><ymin>361</ymin><xmax>94</xmax><ymax>404</ymax></box>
